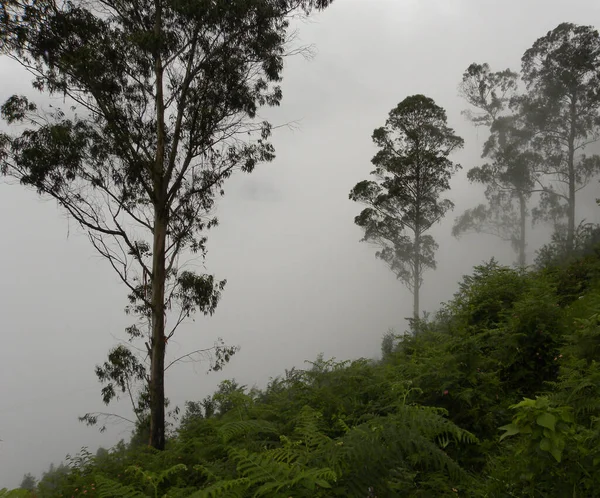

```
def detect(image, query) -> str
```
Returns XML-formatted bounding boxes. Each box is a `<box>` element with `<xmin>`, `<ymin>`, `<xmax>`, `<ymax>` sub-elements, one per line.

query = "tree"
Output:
<box><xmin>38</xmin><ymin>463</ymin><xmax>69</xmax><ymax>495</ymax></box>
<box><xmin>521</xmin><ymin>22</ymin><xmax>600</xmax><ymax>255</ymax></box>
<box><xmin>453</xmin><ymin>63</ymin><xmax>537</xmax><ymax>267</ymax></box>
<box><xmin>380</xmin><ymin>328</ymin><xmax>397</xmax><ymax>359</ymax></box>
<box><xmin>0</xmin><ymin>0</ymin><xmax>334</xmax><ymax>449</ymax></box>
<box><xmin>18</xmin><ymin>474</ymin><xmax>35</xmax><ymax>492</ymax></box>
<box><xmin>350</xmin><ymin>95</ymin><xmax>463</xmax><ymax>323</ymax></box>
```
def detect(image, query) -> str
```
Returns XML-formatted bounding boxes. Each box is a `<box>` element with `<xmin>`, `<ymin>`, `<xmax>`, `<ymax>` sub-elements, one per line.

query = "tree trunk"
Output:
<box><xmin>149</xmin><ymin>207</ymin><xmax>167</xmax><ymax>450</ymax></box>
<box><xmin>518</xmin><ymin>192</ymin><xmax>527</xmax><ymax>267</ymax></box>
<box><xmin>412</xmin><ymin>234</ymin><xmax>420</xmax><ymax>329</ymax></box>
<box><xmin>149</xmin><ymin>0</ymin><xmax>167</xmax><ymax>451</ymax></box>
<box><xmin>413</xmin><ymin>157</ymin><xmax>421</xmax><ymax>332</ymax></box>
<box><xmin>566</xmin><ymin>95</ymin><xmax>577</xmax><ymax>256</ymax></box>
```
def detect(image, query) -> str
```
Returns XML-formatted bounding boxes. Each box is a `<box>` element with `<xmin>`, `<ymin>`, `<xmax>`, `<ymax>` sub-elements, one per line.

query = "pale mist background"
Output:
<box><xmin>2</xmin><ymin>0</ymin><xmax>600</xmax><ymax>488</ymax></box>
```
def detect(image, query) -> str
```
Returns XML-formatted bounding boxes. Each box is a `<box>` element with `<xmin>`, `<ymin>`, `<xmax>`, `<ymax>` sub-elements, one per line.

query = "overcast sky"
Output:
<box><xmin>2</xmin><ymin>0</ymin><xmax>600</xmax><ymax>489</ymax></box>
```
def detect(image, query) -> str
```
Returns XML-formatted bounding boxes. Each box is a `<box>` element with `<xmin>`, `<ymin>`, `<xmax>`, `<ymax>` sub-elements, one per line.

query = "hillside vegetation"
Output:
<box><xmin>4</xmin><ymin>238</ymin><xmax>600</xmax><ymax>497</ymax></box>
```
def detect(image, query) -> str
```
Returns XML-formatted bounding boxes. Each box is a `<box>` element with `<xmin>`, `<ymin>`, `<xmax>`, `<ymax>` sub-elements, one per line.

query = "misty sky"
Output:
<box><xmin>2</xmin><ymin>0</ymin><xmax>600</xmax><ymax>489</ymax></box>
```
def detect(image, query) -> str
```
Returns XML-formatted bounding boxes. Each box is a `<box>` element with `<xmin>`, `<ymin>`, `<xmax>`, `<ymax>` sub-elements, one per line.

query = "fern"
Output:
<box><xmin>253</xmin><ymin>467</ymin><xmax>335</xmax><ymax>496</ymax></box>
<box><xmin>292</xmin><ymin>405</ymin><xmax>334</xmax><ymax>451</ymax></box>
<box><xmin>126</xmin><ymin>463</ymin><xmax>188</xmax><ymax>498</ymax></box>
<box><xmin>217</xmin><ymin>419</ymin><xmax>279</xmax><ymax>444</ymax></box>
<box><xmin>95</xmin><ymin>475</ymin><xmax>146</xmax><ymax>498</ymax></box>
<box><xmin>230</xmin><ymin>448</ymin><xmax>336</xmax><ymax>497</ymax></box>
<box><xmin>192</xmin><ymin>443</ymin><xmax>337</xmax><ymax>498</ymax></box>
<box><xmin>329</xmin><ymin>404</ymin><xmax>476</xmax><ymax>494</ymax></box>
<box><xmin>188</xmin><ymin>476</ymin><xmax>251</xmax><ymax>498</ymax></box>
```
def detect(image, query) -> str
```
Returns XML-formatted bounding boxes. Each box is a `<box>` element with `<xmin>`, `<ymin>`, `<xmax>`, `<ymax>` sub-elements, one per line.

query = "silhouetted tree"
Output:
<box><xmin>0</xmin><ymin>0</ymin><xmax>334</xmax><ymax>449</ymax></box>
<box><xmin>350</xmin><ymin>95</ymin><xmax>463</xmax><ymax>323</ymax></box>
<box><xmin>521</xmin><ymin>22</ymin><xmax>600</xmax><ymax>255</ymax></box>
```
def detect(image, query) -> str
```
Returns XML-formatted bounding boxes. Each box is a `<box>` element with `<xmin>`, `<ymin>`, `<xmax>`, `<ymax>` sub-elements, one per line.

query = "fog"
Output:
<box><xmin>2</xmin><ymin>0</ymin><xmax>600</xmax><ymax>489</ymax></box>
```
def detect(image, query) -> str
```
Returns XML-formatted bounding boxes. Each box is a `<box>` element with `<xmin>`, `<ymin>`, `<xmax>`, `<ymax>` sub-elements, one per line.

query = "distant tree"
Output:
<box><xmin>0</xmin><ymin>0</ymin><xmax>334</xmax><ymax>449</ymax></box>
<box><xmin>211</xmin><ymin>379</ymin><xmax>248</xmax><ymax>416</ymax></box>
<box><xmin>459</xmin><ymin>63</ymin><xmax>518</xmax><ymax>127</ymax></box>
<box><xmin>453</xmin><ymin>63</ymin><xmax>537</xmax><ymax>267</ymax></box>
<box><xmin>18</xmin><ymin>474</ymin><xmax>35</xmax><ymax>492</ymax></box>
<box><xmin>95</xmin><ymin>447</ymin><xmax>109</xmax><ymax>459</ymax></box>
<box><xmin>380</xmin><ymin>329</ymin><xmax>397</xmax><ymax>359</ymax></box>
<box><xmin>535</xmin><ymin>221</ymin><xmax>600</xmax><ymax>268</ymax></box>
<box><xmin>37</xmin><ymin>463</ymin><xmax>69</xmax><ymax>495</ymax></box>
<box><xmin>520</xmin><ymin>22</ymin><xmax>600</xmax><ymax>255</ymax></box>
<box><xmin>350</xmin><ymin>95</ymin><xmax>463</xmax><ymax>323</ymax></box>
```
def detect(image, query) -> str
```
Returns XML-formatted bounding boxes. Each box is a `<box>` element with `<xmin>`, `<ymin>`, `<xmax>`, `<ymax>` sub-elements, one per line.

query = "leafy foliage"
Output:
<box><xmin>11</xmin><ymin>233</ymin><xmax>600</xmax><ymax>497</ymax></box>
<box><xmin>95</xmin><ymin>475</ymin><xmax>146</xmax><ymax>498</ymax></box>
<box><xmin>0</xmin><ymin>490</ymin><xmax>32</xmax><ymax>498</ymax></box>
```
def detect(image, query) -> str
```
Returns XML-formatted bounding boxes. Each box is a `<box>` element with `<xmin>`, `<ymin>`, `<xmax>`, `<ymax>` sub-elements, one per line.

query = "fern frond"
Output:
<box><xmin>293</xmin><ymin>405</ymin><xmax>332</xmax><ymax>450</ymax></box>
<box><xmin>157</xmin><ymin>463</ymin><xmax>188</xmax><ymax>483</ymax></box>
<box><xmin>187</xmin><ymin>477</ymin><xmax>251</xmax><ymax>498</ymax></box>
<box><xmin>253</xmin><ymin>467</ymin><xmax>335</xmax><ymax>496</ymax></box>
<box><xmin>230</xmin><ymin>449</ymin><xmax>283</xmax><ymax>484</ymax></box>
<box><xmin>225</xmin><ymin>447</ymin><xmax>337</xmax><ymax>497</ymax></box>
<box><xmin>266</xmin><ymin>445</ymin><xmax>301</xmax><ymax>465</ymax></box>
<box><xmin>95</xmin><ymin>475</ymin><xmax>146</xmax><ymax>498</ymax></box>
<box><xmin>217</xmin><ymin>419</ymin><xmax>279</xmax><ymax>443</ymax></box>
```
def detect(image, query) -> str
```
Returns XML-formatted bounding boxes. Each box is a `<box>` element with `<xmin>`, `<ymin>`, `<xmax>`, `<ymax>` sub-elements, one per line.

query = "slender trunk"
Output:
<box><xmin>518</xmin><ymin>192</ymin><xmax>527</xmax><ymax>268</ymax></box>
<box><xmin>150</xmin><ymin>209</ymin><xmax>167</xmax><ymax>450</ymax></box>
<box><xmin>413</xmin><ymin>146</ymin><xmax>421</xmax><ymax>333</ymax></box>
<box><xmin>412</xmin><ymin>233</ymin><xmax>420</xmax><ymax>328</ymax></box>
<box><xmin>150</xmin><ymin>0</ymin><xmax>167</xmax><ymax>451</ymax></box>
<box><xmin>566</xmin><ymin>95</ymin><xmax>577</xmax><ymax>255</ymax></box>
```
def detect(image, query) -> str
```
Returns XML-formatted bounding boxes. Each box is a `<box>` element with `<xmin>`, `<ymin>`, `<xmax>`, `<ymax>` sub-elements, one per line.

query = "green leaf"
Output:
<box><xmin>539</xmin><ymin>437</ymin><xmax>552</xmax><ymax>452</ymax></box>
<box><xmin>549</xmin><ymin>446</ymin><xmax>562</xmax><ymax>463</ymax></box>
<box><xmin>536</xmin><ymin>412</ymin><xmax>556</xmax><ymax>432</ymax></box>
<box><xmin>511</xmin><ymin>398</ymin><xmax>536</xmax><ymax>410</ymax></box>
<box><xmin>499</xmin><ymin>423</ymin><xmax>520</xmax><ymax>441</ymax></box>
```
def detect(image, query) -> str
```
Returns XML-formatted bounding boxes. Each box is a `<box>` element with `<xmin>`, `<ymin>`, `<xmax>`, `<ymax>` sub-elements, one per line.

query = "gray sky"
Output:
<box><xmin>2</xmin><ymin>0</ymin><xmax>600</xmax><ymax>489</ymax></box>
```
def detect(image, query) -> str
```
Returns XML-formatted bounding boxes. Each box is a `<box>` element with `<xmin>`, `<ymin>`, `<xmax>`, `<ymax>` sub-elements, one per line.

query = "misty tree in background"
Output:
<box><xmin>350</xmin><ymin>95</ymin><xmax>463</xmax><ymax>324</ymax></box>
<box><xmin>18</xmin><ymin>474</ymin><xmax>35</xmax><ymax>492</ymax></box>
<box><xmin>380</xmin><ymin>328</ymin><xmax>398</xmax><ymax>360</ymax></box>
<box><xmin>37</xmin><ymin>463</ymin><xmax>69</xmax><ymax>495</ymax></box>
<box><xmin>0</xmin><ymin>0</ymin><xmax>334</xmax><ymax>449</ymax></box>
<box><xmin>453</xmin><ymin>63</ymin><xmax>537</xmax><ymax>267</ymax></box>
<box><xmin>521</xmin><ymin>22</ymin><xmax>600</xmax><ymax>255</ymax></box>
